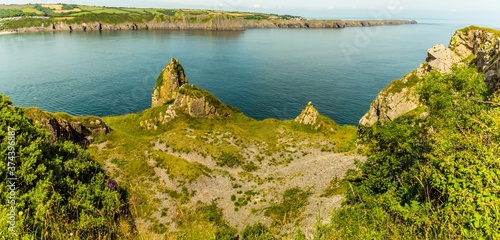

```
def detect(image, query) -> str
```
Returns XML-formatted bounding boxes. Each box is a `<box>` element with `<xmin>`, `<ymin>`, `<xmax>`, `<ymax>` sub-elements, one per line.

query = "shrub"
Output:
<box><xmin>216</xmin><ymin>151</ymin><xmax>243</xmax><ymax>167</ymax></box>
<box><xmin>0</xmin><ymin>95</ymin><xmax>133</xmax><ymax>239</ymax></box>
<box><xmin>329</xmin><ymin>67</ymin><xmax>500</xmax><ymax>239</ymax></box>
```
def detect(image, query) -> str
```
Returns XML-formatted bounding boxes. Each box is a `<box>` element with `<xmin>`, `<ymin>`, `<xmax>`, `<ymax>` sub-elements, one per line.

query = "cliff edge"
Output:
<box><xmin>360</xmin><ymin>26</ymin><xmax>500</xmax><ymax>126</ymax></box>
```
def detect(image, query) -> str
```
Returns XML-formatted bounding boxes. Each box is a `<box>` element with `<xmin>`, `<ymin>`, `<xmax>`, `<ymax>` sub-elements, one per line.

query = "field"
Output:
<box><xmin>0</xmin><ymin>3</ymin><xmax>302</xmax><ymax>21</ymax></box>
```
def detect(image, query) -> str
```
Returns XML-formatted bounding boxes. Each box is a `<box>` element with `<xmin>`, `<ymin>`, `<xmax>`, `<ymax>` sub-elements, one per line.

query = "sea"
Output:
<box><xmin>0</xmin><ymin>19</ymin><xmax>495</xmax><ymax>125</ymax></box>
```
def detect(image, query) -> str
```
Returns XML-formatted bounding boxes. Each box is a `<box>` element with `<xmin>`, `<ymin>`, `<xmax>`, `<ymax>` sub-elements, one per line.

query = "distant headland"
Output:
<box><xmin>0</xmin><ymin>3</ymin><xmax>417</xmax><ymax>33</ymax></box>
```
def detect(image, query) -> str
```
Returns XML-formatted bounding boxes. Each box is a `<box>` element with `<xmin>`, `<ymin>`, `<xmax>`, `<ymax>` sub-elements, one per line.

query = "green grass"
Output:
<box><xmin>78</xmin><ymin>5</ymin><xmax>105</xmax><ymax>11</ymax></box>
<box><xmin>265</xmin><ymin>187</ymin><xmax>312</xmax><ymax>225</ymax></box>
<box><xmin>383</xmin><ymin>72</ymin><xmax>420</xmax><ymax>95</ymax></box>
<box><xmin>320</xmin><ymin>176</ymin><xmax>346</xmax><ymax>197</ymax></box>
<box><xmin>21</xmin><ymin>7</ymin><xmax>44</xmax><ymax>15</ymax></box>
<box><xmin>153</xmin><ymin>151</ymin><xmax>206</xmax><ymax>182</ymax></box>
<box><xmin>458</xmin><ymin>25</ymin><xmax>500</xmax><ymax>36</ymax></box>
<box><xmin>91</xmin><ymin>9</ymin><xmax>132</xmax><ymax>14</ymax></box>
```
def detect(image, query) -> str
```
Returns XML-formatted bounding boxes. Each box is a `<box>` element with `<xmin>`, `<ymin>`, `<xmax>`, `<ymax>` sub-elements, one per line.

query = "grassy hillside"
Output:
<box><xmin>1</xmin><ymin>87</ymin><xmax>358</xmax><ymax>239</ymax></box>
<box><xmin>90</xmin><ymin>102</ymin><xmax>358</xmax><ymax>238</ymax></box>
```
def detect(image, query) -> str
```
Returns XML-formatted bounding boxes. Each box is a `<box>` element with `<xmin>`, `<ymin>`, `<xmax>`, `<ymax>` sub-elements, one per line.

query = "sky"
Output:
<box><xmin>1</xmin><ymin>0</ymin><xmax>499</xmax><ymax>26</ymax></box>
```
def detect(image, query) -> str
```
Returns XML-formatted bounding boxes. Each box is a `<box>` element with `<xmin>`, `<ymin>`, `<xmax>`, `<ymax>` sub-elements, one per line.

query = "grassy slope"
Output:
<box><xmin>79</xmin><ymin>99</ymin><xmax>357</xmax><ymax>237</ymax></box>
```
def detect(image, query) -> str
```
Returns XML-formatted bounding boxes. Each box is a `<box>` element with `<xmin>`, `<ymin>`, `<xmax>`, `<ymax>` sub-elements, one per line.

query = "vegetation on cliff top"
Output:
<box><xmin>0</xmin><ymin>95</ymin><xmax>133</xmax><ymax>239</ymax></box>
<box><xmin>324</xmin><ymin>66</ymin><xmax>500</xmax><ymax>239</ymax></box>
<box><xmin>1</xmin><ymin>90</ymin><xmax>358</xmax><ymax>239</ymax></box>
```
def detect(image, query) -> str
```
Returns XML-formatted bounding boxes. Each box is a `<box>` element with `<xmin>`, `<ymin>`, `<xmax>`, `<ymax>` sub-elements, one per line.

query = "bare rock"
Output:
<box><xmin>24</xmin><ymin>108</ymin><xmax>110</xmax><ymax>147</ymax></box>
<box><xmin>295</xmin><ymin>102</ymin><xmax>320</xmax><ymax>127</ymax></box>
<box><xmin>144</xmin><ymin>58</ymin><xmax>236</xmax><ymax>130</ymax></box>
<box><xmin>173</xmin><ymin>90</ymin><xmax>218</xmax><ymax>118</ymax></box>
<box><xmin>359</xmin><ymin>73</ymin><xmax>419</xmax><ymax>126</ymax></box>
<box><xmin>426</xmin><ymin>44</ymin><xmax>462</xmax><ymax>73</ymax></box>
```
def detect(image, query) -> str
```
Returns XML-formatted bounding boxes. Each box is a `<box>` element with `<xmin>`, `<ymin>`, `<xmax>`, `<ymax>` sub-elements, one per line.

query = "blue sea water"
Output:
<box><xmin>0</xmin><ymin>21</ymin><xmax>476</xmax><ymax>125</ymax></box>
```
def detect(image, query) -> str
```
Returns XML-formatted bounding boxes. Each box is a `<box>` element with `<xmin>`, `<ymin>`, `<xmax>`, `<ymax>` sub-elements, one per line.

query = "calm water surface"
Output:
<box><xmin>0</xmin><ymin>22</ymin><xmax>470</xmax><ymax>125</ymax></box>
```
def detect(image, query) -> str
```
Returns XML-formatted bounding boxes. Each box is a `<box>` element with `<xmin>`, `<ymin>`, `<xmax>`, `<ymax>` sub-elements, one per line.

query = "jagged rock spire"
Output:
<box><xmin>295</xmin><ymin>101</ymin><xmax>320</xmax><ymax>126</ymax></box>
<box><xmin>151</xmin><ymin>58</ymin><xmax>188</xmax><ymax>108</ymax></box>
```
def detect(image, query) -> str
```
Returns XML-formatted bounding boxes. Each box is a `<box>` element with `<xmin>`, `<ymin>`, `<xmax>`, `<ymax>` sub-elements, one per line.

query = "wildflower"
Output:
<box><xmin>106</xmin><ymin>182</ymin><xmax>116</xmax><ymax>191</ymax></box>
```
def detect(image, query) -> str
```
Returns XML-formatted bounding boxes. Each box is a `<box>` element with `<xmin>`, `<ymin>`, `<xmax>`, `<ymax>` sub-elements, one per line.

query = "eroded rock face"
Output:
<box><xmin>173</xmin><ymin>91</ymin><xmax>217</xmax><ymax>118</ymax></box>
<box><xmin>152</xmin><ymin>58</ymin><xmax>188</xmax><ymax>108</ymax></box>
<box><xmin>295</xmin><ymin>102</ymin><xmax>320</xmax><ymax>127</ymax></box>
<box><xmin>25</xmin><ymin>109</ymin><xmax>110</xmax><ymax>147</ymax></box>
<box><xmin>360</xmin><ymin>26</ymin><xmax>500</xmax><ymax>127</ymax></box>
<box><xmin>450</xmin><ymin>28</ymin><xmax>500</xmax><ymax>92</ymax></box>
<box><xmin>359</xmin><ymin>73</ymin><xmax>420</xmax><ymax>126</ymax></box>
<box><xmin>426</xmin><ymin>44</ymin><xmax>462</xmax><ymax>74</ymax></box>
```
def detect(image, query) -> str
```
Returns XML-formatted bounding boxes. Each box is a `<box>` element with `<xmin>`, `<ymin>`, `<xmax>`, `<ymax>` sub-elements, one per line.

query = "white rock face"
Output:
<box><xmin>295</xmin><ymin>102</ymin><xmax>320</xmax><ymax>127</ymax></box>
<box><xmin>426</xmin><ymin>44</ymin><xmax>462</xmax><ymax>74</ymax></box>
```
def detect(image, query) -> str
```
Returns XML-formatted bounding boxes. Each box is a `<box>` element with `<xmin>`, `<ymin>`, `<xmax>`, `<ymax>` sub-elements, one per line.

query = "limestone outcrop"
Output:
<box><xmin>24</xmin><ymin>108</ymin><xmax>110</xmax><ymax>147</ymax></box>
<box><xmin>145</xmin><ymin>58</ymin><xmax>234</xmax><ymax>130</ymax></box>
<box><xmin>295</xmin><ymin>102</ymin><xmax>320</xmax><ymax>128</ymax></box>
<box><xmin>360</xmin><ymin>26</ymin><xmax>500</xmax><ymax>127</ymax></box>
<box><xmin>152</xmin><ymin>58</ymin><xmax>188</xmax><ymax>108</ymax></box>
<box><xmin>425</xmin><ymin>44</ymin><xmax>462</xmax><ymax>74</ymax></box>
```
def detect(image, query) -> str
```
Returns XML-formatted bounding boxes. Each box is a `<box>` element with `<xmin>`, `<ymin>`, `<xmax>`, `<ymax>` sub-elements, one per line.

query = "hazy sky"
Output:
<box><xmin>1</xmin><ymin>0</ymin><xmax>499</xmax><ymax>25</ymax></box>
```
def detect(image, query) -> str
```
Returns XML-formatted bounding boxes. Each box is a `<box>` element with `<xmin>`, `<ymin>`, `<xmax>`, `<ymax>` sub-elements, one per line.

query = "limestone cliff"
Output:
<box><xmin>360</xmin><ymin>26</ymin><xmax>500</xmax><ymax>127</ymax></box>
<box><xmin>7</xmin><ymin>17</ymin><xmax>416</xmax><ymax>33</ymax></box>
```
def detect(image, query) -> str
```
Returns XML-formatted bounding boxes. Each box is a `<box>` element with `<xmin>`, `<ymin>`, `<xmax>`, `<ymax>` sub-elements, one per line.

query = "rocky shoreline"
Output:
<box><xmin>2</xmin><ymin>18</ymin><xmax>417</xmax><ymax>33</ymax></box>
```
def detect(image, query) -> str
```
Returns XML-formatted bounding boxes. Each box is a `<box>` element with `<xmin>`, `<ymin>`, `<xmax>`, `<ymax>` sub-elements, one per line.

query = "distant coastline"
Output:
<box><xmin>0</xmin><ymin>4</ymin><xmax>416</xmax><ymax>33</ymax></box>
<box><xmin>0</xmin><ymin>19</ymin><xmax>417</xmax><ymax>33</ymax></box>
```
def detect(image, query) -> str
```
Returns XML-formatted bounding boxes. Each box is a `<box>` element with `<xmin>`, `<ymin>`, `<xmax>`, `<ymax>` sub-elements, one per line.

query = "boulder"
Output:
<box><xmin>24</xmin><ymin>108</ymin><xmax>110</xmax><ymax>147</ymax></box>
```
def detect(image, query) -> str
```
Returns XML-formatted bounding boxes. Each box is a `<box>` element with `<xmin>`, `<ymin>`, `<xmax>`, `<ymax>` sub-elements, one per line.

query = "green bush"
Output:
<box><xmin>61</xmin><ymin>4</ymin><xmax>78</xmax><ymax>11</ymax></box>
<box><xmin>242</xmin><ymin>161</ymin><xmax>259</xmax><ymax>172</ymax></box>
<box><xmin>0</xmin><ymin>95</ymin><xmax>133</xmax><ymax>239</ymax></box>
<box><xmin>0</xmin><ymin>9</ymin><xmax>24</xmax><ymax>18</ymax></box>
<box><xmin>329</xmin><ymin>67</ymin><xmax>500</xmax><ymax>239</ymax></box>
<box><xmin>216</xmin><ymin>151</ymin><xmax>243</xmax><ymax>168</ymax></box>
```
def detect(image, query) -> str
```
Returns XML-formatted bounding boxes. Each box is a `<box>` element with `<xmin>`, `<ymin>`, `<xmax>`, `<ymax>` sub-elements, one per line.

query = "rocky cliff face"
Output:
<box><xmin>360</xmin><ymin>26</ymin><xmax>500</xmax><ymax>127</ymax></box>
<box><xmin>24</xmin><ymin>108</ymin><xmax>110</xmax><ymax>147</ymax></box>
<box><xmin>9</xmin><ymin>17</ymin><xmax>416</xmax><ymax>33</ymax></box>
<box><xmin>449</xmin><ymin>27</ymin><xmax>500</xmax><ymax>92</ymax></box>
